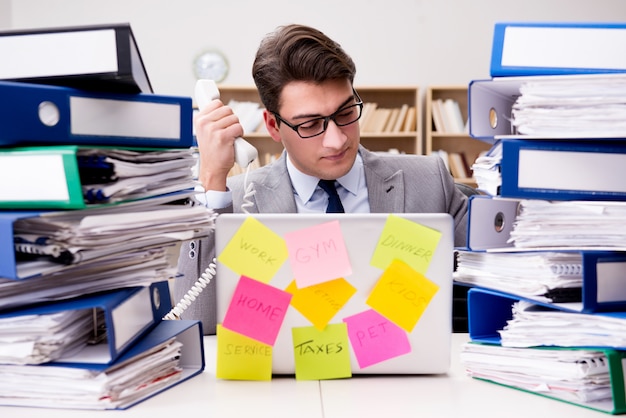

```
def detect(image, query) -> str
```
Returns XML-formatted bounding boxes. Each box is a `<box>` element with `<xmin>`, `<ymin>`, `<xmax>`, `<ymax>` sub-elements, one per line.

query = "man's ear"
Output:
<box><xmin>263</xmin><ymin>110</ymin><xmax>282</xmax><ymax>143</ymax></box>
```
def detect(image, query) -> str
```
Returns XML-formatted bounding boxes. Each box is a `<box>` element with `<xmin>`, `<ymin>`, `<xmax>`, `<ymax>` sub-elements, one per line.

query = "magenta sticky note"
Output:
<box><xmin>283</xmin><ymin>220</ymin><xmax>352</xmax><ymax>288</ymax></box>
<box><xmin>343</xmin><ymin>309</ymin><xmax>411</xmax><ymax>369</ymax></box>
<box><xmin>222</xmin><ymin>275</ymin><xmax>292</xmax><ymax>346</ymax></box>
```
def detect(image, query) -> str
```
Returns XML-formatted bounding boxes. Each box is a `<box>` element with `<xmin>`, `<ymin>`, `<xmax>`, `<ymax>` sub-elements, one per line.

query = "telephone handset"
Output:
<box><xmin>194</xmin><ymin>79</ymin><xmax>258</xmax><ymax>168</ymax></box>
<box><xmin>163</xmin><ymin>81</ymin><xmax>258</xmax><ymax>320</ymax></box>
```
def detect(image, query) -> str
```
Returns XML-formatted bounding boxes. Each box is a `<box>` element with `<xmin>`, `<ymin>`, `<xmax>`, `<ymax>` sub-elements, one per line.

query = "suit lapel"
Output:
<box><xmin>250</xmin><ymin>152</ymin><xmax>298</xmax><ymax>213</ymax></box>
<box><xmin>361</xmin><ymin>147</ymin><xmax>405</xmax><ymax>213</ymax></box>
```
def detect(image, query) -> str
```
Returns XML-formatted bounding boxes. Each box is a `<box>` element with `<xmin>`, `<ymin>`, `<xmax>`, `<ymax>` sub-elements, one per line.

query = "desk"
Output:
<box><xmin>1</xmin><ymin>334</ymin><xmax>607</xmax><ymax>417</ymax></box>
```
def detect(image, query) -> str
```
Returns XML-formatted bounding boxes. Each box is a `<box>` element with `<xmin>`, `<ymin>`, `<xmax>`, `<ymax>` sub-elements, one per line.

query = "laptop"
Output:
<box><xmin>214</xmin><ymin>213</ymin><xmax>454</xmax><ymax>376</ymax></box>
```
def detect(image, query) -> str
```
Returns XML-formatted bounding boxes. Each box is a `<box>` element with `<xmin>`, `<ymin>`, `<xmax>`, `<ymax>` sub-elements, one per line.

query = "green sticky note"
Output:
<box><xmin>371</xmin><ymin>214</ymin><xmax>441</xmax><ymax>274</ymax></box>
<box><xmin>292</xmin><ymin>323</ymin><xmax>352</xmax><ymax>380</ymax></box>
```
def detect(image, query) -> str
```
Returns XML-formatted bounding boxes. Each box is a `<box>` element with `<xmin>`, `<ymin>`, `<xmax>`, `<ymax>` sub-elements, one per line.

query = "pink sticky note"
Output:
<box><xmin>343</xmin><ymin>309</ymin><xmax>411</xmax><ymax>369</ymax></box>
<box><xmin>222</xmin><ymin>276</ymin><xmax>292</xmax><ymax>346</ymax></box>
<box><xmin>284</xmin><ymin>220</ymin><xmax>352</xmax><ymax>288</ymax></box>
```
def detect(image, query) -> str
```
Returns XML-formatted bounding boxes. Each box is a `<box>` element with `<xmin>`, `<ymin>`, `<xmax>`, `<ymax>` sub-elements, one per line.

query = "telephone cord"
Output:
<box><xmin>163</xmin><ymin>257</ymin><xmax>217</xmax><ymax>320</ymax></box>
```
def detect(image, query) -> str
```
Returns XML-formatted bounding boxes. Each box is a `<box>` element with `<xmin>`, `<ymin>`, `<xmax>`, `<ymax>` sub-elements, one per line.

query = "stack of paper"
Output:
<box><xmin>0</xmin><ymin>309</ymin><xmax>95</xmax><ymax>364</ymax></box>
<box><xmin>461</xmin><ymin>343</ymin><xmax>613</xmax><ymax>403</ymax></box>
<box><xmin>454</xmin><ymin>250</ymin><xmax>582</xmax><ymax>302</ymax></box>
<box><xmin>499</xmin><ymin>300</ymin><xmax>626</xmax><ymax>348</ymax></box>
<box><xmin>470</xmin><ymin>141</ymin><xmax>502</xmax><ymax>196</ymax></box>
<box><xmin>0</xmin><ymin>320</ymin><xmax>204</xmax><ymax>410</ymax></box>
<box><xmin>511</xmin><ymin>74</ymin><xmax>626</xmax><ymax>137</ymax></box>
<box><xmin>509</xmin><ymin>200</ymin><xmax>626</xmax><ymax>249</ymax></box>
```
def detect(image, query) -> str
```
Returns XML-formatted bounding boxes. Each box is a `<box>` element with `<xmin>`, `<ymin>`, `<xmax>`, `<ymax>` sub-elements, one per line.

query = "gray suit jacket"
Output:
<box><xmin>174</xmin><ymin>146</ymin><xmax>469</xmax><ymax>333</ymax></box>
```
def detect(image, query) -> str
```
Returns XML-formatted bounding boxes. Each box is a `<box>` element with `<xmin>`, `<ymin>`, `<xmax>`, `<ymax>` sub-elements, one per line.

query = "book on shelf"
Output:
<box><xmin>0</xmin><ymin>23</ymin><xmax>152</xmax><ymax>93</ymax></box>
<box><xmin>226</xmin><ymin>99</ymin><xmax>265</xmax><ymax>135</ymax></box>
<box><xmin>448</xmin><ymin>152</ymin><xmax>470</xmax><ymax>179</ymax></box>
<box><xmin>0</xmin><ymin>319</ymin><xmax>205</xmax><ymax>410</ymax></box>
<box><xmin>362</xmin><ymin>107</ymin><xmax>391</xmax><ymax>133</ymax></box>
<box><xmin>358</xmin><ymin>102</ymin><xmax>377</xmax><ymax>130</ymax></box>
<box><xmin>392</xmin><ymin>104</ymin><xmax>409</xmax><ymax>132</ymax></box>
<box><xmin>383</xmin><ymin>107</ymin><xmax>400</xmax><ymax>132</ymax></box>
<box><xmin>431</xmin><ymin>99</ymin><xmax>446</xmax><ymax>132</ymax></box>
<box><xmin>443</xmin><ymin>99</ymin><xmax>465</xmax><ymax>133</ymax></box>
<box><xmin>402</xmin><ymin>106</ymin><xmax>417</xmax><ymax>132</ymax></box>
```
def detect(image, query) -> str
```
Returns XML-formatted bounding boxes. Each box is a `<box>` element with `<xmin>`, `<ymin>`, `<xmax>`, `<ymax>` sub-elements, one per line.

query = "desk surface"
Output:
<box><xmin>1</xmin><ymin>334</ymin><xmax>607</xmax><ymax>417</ymax></box>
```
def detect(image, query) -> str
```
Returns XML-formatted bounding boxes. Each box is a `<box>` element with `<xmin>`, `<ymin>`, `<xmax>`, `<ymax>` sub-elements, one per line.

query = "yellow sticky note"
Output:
<box><xmin>366</xmin><ymin>259</ymin><xmax>439</xmax><ymax>332</ymax></box>
<box><xmin>286</xmin><ymin>278</ymin><xmax>357</xmax><ymax>330</ymax></box>
<box><xmin>371</xmin><ymin>214</ymin><xmax>442</xmax><ymax>274</ymax></box>
<box><xmin>216</xmin><ymin>324</ymin><xmax>272</xmax><ymax>381</ymax></box>
<box><xmin>217</xmin><ymin>217</ymin><xmax>288</xmax><ymax>283</ymax></box>
<box><xmin>292</xmin><ymin>323</ymin><xmax>352</xmax><ymax>380</ymax></box>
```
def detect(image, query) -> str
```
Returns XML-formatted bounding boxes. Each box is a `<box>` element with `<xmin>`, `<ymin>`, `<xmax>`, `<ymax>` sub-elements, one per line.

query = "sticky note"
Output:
<box><xmin>216</xmin><ymin>325</ymin><xmax>272</xmax><ymax>380</ymax></box>
<box><xmin>371</xmin><ymin>214</ymin><xmax>442</xmax><ymax>274</ymax></box>
<box><xmin>222</xmin><ymin>276</ymin><xmax>292</xmax><ymax>346</ymax></box>
<box><xmin>292</xmin><ymin>323</ymin><xmax>352</xmax><ymax>380</ymax></box>
<box><xmin>286</xmin><ymin>278</ymin><xmax>356</xmax><ymax>330</ymax></box>
<box><xmin>343</xmin><ymin>309</ymin><xmax>411</xmax><ymax>369</ymax></box>
<box><xmin>218</xmin><ymin>217</ymin><xmax>288</xmax><ymax>283</ymax></box>
<box><xmin>366</xmin><ymin>259</ymin><xmax>439</xmax><ymax>332</ymax></box>
<box><xmin>284</xmin><ymin>220</ymin><xmax>352</xmax><ymax>288</ymax></box>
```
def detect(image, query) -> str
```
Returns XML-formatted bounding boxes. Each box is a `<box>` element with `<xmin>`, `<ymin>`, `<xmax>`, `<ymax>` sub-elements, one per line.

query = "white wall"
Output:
<box><xmin>5</xmin><ymin>0</ymin><xmax>626</xmax><ymax>97</ymax></box>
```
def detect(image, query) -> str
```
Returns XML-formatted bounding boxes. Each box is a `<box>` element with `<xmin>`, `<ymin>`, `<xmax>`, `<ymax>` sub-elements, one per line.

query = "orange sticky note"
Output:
<box><xmin>371</xmin><ymin>214</ymin><xmax>442</xmax><ymax>274</ymax></box>
<box><xmin>366</xmin><ymin>259</ymin><xmax>439</xmax><ymax>332</ymax></box>
<box><xmin>286</xmin><ymin>278</ymin><xmax>357</xmax><ymax>330</ymax></box>
<box><xmin>217</xmin><ymin>217</ymin><xmax>288</xmax><ymax>283</ymax></box>
<box><xmin>284</xmin><ymin>220</ymin><xmax>352</xmax><ymax>288</ymax></box>
<box><xmin>292</xmin><ymin>323</ymin><xmax>352</xmax><ymax>380</ymax></box>
<box><xmin>216</xmin><ymin>325</ymin><xmax>272</xmax><ymax>381</ymax></box>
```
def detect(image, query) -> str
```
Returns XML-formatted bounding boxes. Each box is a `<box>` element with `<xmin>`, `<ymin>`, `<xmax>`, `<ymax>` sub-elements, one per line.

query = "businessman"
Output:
<box><xmin>175</xmin><ymin>23</ymin><xmax>469</xmax><ymax>332</ymax></box>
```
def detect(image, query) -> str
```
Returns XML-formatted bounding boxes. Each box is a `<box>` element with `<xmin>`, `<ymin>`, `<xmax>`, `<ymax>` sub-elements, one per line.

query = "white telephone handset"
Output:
<box><xmin>194</xmin><ymin>79</ymin><xmax>258</xmax><ymax>168</ymax></box>
<box><xmin>163</xmin><ymin>81</ymin><xmax>258</xmax><ymax>321</ymax></box>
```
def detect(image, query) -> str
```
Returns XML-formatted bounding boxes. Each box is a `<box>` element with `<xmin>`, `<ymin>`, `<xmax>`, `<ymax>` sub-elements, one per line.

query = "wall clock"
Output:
<box><xmin>193</xmin><ymin>49</ymin><xmax>229</xmax><ymax>82</ymax></box>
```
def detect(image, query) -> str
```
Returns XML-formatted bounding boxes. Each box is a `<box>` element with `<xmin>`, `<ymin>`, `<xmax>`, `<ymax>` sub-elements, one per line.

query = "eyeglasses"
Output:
<box><xmin>273</xmin><ymin>91</ymin><xmax>364</xmax><ymax>139</ymax></box>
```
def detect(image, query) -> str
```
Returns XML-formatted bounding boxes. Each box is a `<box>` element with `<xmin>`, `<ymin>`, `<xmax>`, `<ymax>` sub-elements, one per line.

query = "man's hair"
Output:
<box><xmin>252</xmin><ymin>24</ymin><xmax>356</xmax><ymax>114</ymax></box>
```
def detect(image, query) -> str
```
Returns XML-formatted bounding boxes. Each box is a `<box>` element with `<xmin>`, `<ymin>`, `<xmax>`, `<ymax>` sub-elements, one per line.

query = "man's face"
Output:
<box><xmin>265</xmin><ymin>79</ymin><xmax>361</xmax><ymax>180</ymax></box>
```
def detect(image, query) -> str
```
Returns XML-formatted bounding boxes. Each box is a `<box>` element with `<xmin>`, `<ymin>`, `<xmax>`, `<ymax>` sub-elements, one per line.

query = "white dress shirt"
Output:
<box><xmin>202</xmin><ymin>152</ymin><xmax>371</xmax><ymax>213</ymax></box>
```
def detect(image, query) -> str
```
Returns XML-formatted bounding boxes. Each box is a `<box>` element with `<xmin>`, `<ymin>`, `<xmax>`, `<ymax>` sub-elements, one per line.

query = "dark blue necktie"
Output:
<box><xmin>318</xmin><ymin>180</ymin><xmax>345</xmax><ymax>213</ymax></box>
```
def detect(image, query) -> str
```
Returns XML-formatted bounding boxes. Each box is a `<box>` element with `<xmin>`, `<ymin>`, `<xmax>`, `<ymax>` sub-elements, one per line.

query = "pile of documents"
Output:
<box><xmin>511</xmin><ymin>74</ymin><xmax>626</xmax><ymax>137</ymax></box>
<box><xmin>499</xmin><ymin>300</ymin><xmax>626</xmax><ymax>348</ymax></box>
<box><xmin>0</xmin><ymin>23</ymin><xmax>207</xmax><ymax>410</ymax></box>
<box><xmin>509</xmin><ymin>199</ymin><xmax>626</xmax><ymax>249</ymax></box>
<box><xmin>461</xmin><ymin>343</ymin><xmax>615</xmax><ymax>404</ymax></box>
<box><xmin>453</xmin><ymin>250</ymin><xmax>582</xmax><ymax>302</ymax></box>
<box><xmin>459</xmin><ymin>22</ymin><xmax>626</xmax><ymax>415</ymax></box>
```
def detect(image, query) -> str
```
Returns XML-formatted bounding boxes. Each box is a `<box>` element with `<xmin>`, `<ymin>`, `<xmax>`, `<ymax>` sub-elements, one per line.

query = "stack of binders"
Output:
<box><xmin>0</xmin><ymin>23</ymin><xmax>208</xmax><ymax>410</ymax></box>
<box><xmin>458</xmin><ymin>22</ymin><xmax>626</xmax><ymax>415</ymax></box>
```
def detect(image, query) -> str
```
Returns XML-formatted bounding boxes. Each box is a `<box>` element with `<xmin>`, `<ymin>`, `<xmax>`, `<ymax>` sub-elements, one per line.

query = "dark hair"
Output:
<box><xmin>252</xmin><ymin>24</ymin><xmax>356</xmax><ymax>114</ymax></box>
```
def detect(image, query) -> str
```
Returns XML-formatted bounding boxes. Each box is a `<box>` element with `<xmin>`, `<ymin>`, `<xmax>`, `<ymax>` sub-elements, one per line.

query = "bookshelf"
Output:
<box><xmin>215</xmin><ymin>85</ymin><xmax>421</xmax><ymax>165</ymax></box>
<box><xmin>425</xmin><ymin>85</ymin><xmax>491</xmax><ymax>186</ymax></box>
